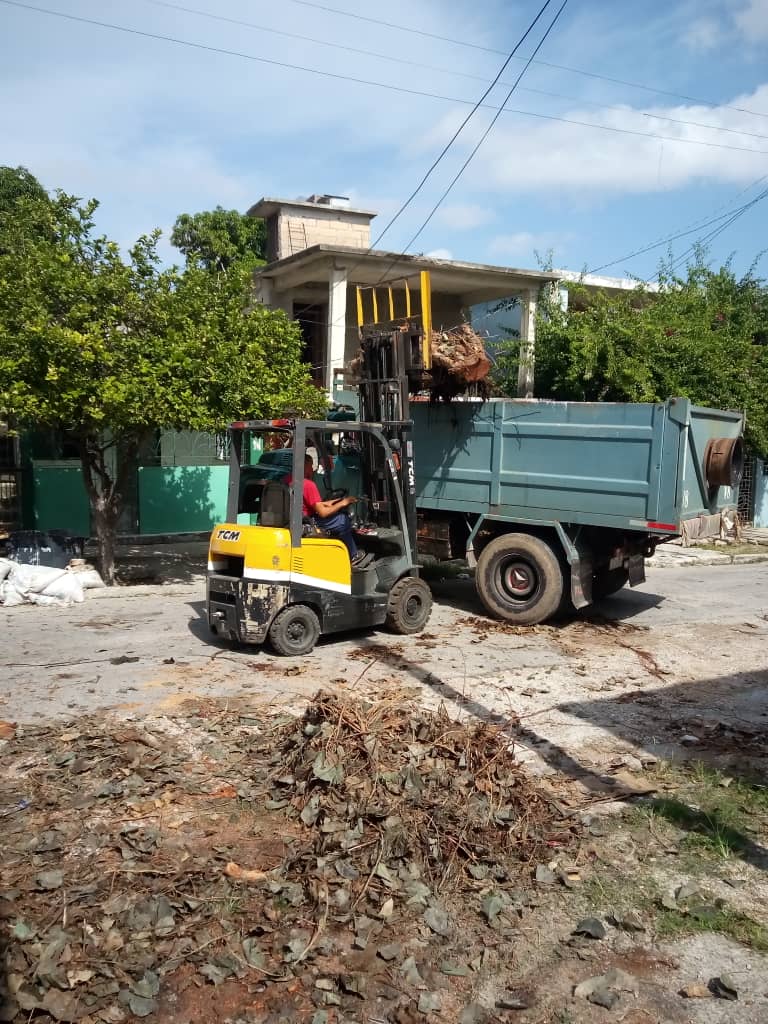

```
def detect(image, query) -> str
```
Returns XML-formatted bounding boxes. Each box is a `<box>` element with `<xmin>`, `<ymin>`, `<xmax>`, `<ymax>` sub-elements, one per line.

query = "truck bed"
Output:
<box><xmin>411</xmin><ymin>398</ymin><xmax>743</xmax><ymax>534</ymax></box>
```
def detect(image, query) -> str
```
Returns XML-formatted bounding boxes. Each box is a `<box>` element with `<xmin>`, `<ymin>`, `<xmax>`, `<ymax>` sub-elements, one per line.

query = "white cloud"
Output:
<box><xmin>487</xmin><ymin>232</ymin><xmax>563</xmax><ymax>264</ymax></box>
<box><xmin>434</xmin><ymin>203</ymin><xmax>492</xmax><ymax>230</ymax></box>
<box><xmin>425</xmin><ymin>248</ymin><xmax>453</xmax><ymax>259</ymax></box>
<box><xmin>734</xmin><ymin>0</ymin><xmax>768</xmax><ymax>40</ymax></box>
<box><xmin>683</xmin><ymin>16</ymin><xmax>720</xmax><ymax>50</ymax></box>
<box><xmin>423</xmin><ymin>84</ymin><xmax>768</xmax><ymax>196</ymax></box>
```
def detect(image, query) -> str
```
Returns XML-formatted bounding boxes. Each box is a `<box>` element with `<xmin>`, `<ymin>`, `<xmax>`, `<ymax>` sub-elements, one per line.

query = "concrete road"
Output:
<box><xmin>2</xmin><ymin>563</ymin><xmax>767</xmax><ymax>777</ymax></box>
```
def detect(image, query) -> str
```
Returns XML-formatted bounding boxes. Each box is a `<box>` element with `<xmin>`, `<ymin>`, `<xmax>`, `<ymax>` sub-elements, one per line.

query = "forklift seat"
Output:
<box><xmin>260</xmin><ymin>481</ymin><xmax>290</xmax><ymax>527</ymax></box>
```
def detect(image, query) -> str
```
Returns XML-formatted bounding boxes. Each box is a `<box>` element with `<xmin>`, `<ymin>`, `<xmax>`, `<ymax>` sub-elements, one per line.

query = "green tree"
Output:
<box><xmin>0</xmin><ymin>164</ymin><xmax>48</xmax><ymax>211</ymax></box>
<box><xmin>0</xmin><ymin>189</ymin><xmax>323</xmax><ymax>583</ymax></box>
<box><xmin>171</xmin><ymin>205</ymin><xmax>267</xmax><ymax>272</ymax></box>
<box><xmin>493</xmin><ymin>255</ymin><xmax>768</xmax><ymax>454</ymax></box>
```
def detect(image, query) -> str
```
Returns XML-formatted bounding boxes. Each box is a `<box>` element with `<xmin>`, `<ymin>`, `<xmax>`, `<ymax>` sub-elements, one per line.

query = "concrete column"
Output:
<box><xmin>326</xmin><ymin>265</ymin><xmax>348</xmax><ymax>397</ymax></box>
<box><xmin>254</xmin><ymin>276</ymin><xmax>274</xmax><ymax>306</ymax></box>
<box><xmin>517</xmin><ymin>287</ymin><xmax>538</xmax><ymax>398</ymax></box>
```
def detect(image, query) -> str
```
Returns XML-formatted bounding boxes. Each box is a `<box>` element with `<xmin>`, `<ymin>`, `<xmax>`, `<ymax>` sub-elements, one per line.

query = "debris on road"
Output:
<box><xmin>0</xmin><ymin>558</ymin><xmax>104</xmax><ymax>608</ymax></box>
<box><xmin>0</xmin><ymin>690</ymin><xmax>581</xmax><ymax>1023</ymax></box>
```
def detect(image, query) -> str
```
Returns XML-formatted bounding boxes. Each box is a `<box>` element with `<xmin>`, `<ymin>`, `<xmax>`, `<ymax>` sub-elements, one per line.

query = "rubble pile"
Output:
<box><xmin>429</xmin><ymin>323</ymin><xmax>491</xmax><ymax>398</ymax></box>
<box><xmin>262</xmin><ymin>690</ymin><xmax>557</xmax><ymax>890</ymax></box>
<box><xmin>0</xmin><ymin>692</ymin><xmax>577</xmax><ymax>1023</ymax></box>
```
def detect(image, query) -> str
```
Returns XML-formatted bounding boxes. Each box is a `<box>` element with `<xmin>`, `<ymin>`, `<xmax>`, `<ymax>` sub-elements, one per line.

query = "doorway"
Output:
<box><xmin>293</xmin><ymin>302</ymin><xmax>327</xmax><ymax>386</ymax></box>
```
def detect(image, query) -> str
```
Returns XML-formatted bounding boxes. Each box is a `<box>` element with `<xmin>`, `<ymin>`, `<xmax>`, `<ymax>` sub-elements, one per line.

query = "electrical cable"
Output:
<box><xmin>364</xmin><ymin>0</ymin><xmax>556</xmax><ymax>250</ymax></box>
<box><xmin>137</xmin><ymin>0</ymin><xmax>768</xmax><ymax>145</ymax></box>
<box><xmin>3</xmin><ymin>0</ymin><xmax>768</xmax><ymax>162</ymax></box>
<box><xmin>588</xmin><ymin>171</ymin><xmax>768</xmax><ymax>274</ymax></box>
<box><xmin>285</xmin><ymin>0</ymin><xmax>768</xmax><ymax>121</ymax></box>
<box><xmin>385</xmin><ymin>0</ymin><xmax>570</xmax><ymax>276</ymax></box>
<box><xmin>662</xmin><ymin>185</ymin><xmax>768</xmax><ymax>278</ymax></box>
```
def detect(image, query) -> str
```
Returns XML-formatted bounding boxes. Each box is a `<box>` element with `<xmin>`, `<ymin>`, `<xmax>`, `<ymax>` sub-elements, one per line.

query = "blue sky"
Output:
<box><xmin>2</xmin><ymin>0</ymin><xmax>768</xmax><ymax>281</ymax></box>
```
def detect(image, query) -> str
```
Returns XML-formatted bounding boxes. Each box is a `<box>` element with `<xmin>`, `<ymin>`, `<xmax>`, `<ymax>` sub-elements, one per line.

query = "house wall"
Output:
<box><xmin>271</xmin><ymin>209</ymin><xmax>372</xmax><ymax>260</ymax></box>
<box><xmin>29</xmin><ymin>463</ymin><xmax>90</xmax><ymax>536</ymax></box>
<box><xmin>755</xmin><ymin>459</ymin><xmax>768</xmax><ymax>529</ymax></box>
<box><xmin>138</xmin><ymin>466</ymin><xmax>228</xmax><ymax>534</ymax></box>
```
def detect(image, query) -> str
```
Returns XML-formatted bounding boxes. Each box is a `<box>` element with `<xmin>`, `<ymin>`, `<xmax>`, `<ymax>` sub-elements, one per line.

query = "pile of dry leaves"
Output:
<box><xmin>0</xmin><ymin>692</ymin><xmax>579</xmax><ymax>1024</ymax></box>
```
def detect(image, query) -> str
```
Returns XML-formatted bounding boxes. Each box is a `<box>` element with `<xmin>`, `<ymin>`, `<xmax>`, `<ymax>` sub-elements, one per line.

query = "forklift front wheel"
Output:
<box><xmin>268</xmin><ymin>605</ymin><xmax>321</xmax><ymax>657</ymax></box>
<box><xmin>385</xmin><ymin>577</ymin><xmax>433</xmax><ymax>635</ymax></box>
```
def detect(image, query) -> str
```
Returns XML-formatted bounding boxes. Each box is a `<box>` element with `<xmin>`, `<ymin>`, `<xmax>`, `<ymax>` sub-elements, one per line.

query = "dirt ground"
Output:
<box><xmin>1</xmin><ymin>562</ymin><xmax>767</xmax><ymax>1022</ymax></box>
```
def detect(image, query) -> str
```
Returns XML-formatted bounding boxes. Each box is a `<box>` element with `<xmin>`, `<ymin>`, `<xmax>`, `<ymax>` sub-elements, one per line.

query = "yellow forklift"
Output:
<box><xmin>206</xmin><ymin>275</ymin><xmax>435</xmax><ymax>655</ymax></box>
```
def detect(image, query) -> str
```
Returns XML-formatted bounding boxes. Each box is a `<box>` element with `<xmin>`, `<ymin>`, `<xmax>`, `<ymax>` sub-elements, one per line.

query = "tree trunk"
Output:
<box><xmin>78</xmin><ymin>436</ymin><xmax>121</xmax><ymax>586</ymax></box>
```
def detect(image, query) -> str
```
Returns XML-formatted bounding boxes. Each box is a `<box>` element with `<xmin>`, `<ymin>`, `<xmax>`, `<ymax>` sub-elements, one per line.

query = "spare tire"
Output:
<box><xmin>704</xmin><ymin>436</ymin><xmax>744</xmax><ymax>489</ymax></box>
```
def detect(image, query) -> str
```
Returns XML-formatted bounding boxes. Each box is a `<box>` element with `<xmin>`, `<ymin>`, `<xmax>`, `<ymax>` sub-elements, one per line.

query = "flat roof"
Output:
<box><xmin>254</xmin><ymin>244</ymin><xmax>560</xmax><ymax>297</ymax></box>
<box><xmin>554</xmin><ymin>268</ymin><xmax>659</xmax><ymax>293</ymax></box>
<box><xmin>248</xmin><ymin>198</ymin><xmax>378</xmax><ymax>220</ymax></box>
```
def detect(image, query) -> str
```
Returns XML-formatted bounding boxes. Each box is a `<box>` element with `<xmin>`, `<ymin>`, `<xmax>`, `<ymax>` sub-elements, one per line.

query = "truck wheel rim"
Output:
<box><xmin>500</xmin><ymin>559</ymin><xmax>537</xmax><ymax>600</ymax></box>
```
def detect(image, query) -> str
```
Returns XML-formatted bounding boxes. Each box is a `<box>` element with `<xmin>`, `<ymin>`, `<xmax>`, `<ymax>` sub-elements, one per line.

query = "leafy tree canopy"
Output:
<box><xmin>0</xmin><ymin>189</ymin><xmax>323</xmax><ymax>581</ymax></box>
<box><xmin>0</xmin><ymin>164</ymin><xmax>48</xmax><ymax>211</ymax></box>
<box><xmin>171</xmin><ymin>205</ymin><xmax>267</xmax><ymax>272</ymax></box>
<box><xmin>493</xmin><ymin>254</ymin><xmax>768</xmax><ymax>455</ymax></box>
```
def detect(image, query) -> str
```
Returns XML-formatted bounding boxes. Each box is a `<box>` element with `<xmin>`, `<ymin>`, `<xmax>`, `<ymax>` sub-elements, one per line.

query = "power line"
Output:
<box><xmin>589</xmin><ymin>172</ymin><xmax>768</xmax><ymax>274</ymax></box>
<box><xmin>138</xmin><ymin>0</ymin><xmax>768</xmax><ymax>145</ymax></box>
<box><xmin>393</xmin><ymin>0</ymin><xmax>570</xmax><ymax>268</ymax></box>
<box><xmin>4</xmin><ymin>0</ymin><xmax>768</xmax><ymax>162</ymax></box>
<box><xmin>663</xmin><ymin>186</ymin><xmax>768</xmax><ymax>278</ymax></box>
<box><xmin>286</xmin><ymin>0</ymin><xmax>768</xmax><ymax>121</ymax></box>
<box><xmin>366</xmin><ymin>0</ymin><xmax>556</xmax><ymax>250</ymax></box>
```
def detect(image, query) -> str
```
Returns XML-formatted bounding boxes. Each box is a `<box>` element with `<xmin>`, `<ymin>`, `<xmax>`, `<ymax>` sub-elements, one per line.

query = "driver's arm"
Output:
<box><xmin>312</xmin><ymin>494</ymin><xmax>357</xmax><ymax>518</ymax></box>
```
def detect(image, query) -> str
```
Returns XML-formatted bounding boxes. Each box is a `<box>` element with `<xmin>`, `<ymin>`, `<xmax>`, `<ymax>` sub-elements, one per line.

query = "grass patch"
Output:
<box><xmin>579</xmin><ymin>761</ymin><xmax>768</xmax><ymax>952</ymax></box>
<box><xmin>582</xmin><ymin>868</ymin><xmax>768</xmax><ymax>952</ymax></box>
<box><xmin>628</xmin><ymin>762</ymin><xmax>768</xmax><ymax>862</ymax></box>
<box><xmin>655</xmin><ymin>903</ymin><xmax>768</xmax><ymax>952</ymax></box>
<box><xmin>696</xmin><ymin>542</ymin><xmax>767</xmax><ymax>556</ymax></box>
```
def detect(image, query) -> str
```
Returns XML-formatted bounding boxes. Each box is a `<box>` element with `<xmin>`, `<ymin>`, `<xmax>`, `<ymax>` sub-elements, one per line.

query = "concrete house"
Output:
<box><xmin>248</xmin><ymin>194</ymin><xmax>560</xmax><ymax>399</ymax></box>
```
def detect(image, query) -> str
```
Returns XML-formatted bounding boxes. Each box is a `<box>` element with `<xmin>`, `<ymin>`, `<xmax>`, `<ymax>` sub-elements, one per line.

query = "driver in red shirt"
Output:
<box><xmin>288</xmin><ymin>454</ymin><xmax>364</xmax><ymax>565</ymax></box>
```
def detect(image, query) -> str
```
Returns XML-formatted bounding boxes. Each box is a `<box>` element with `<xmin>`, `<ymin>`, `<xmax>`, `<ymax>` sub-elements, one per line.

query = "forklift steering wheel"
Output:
<box><xmin>328</xmin><ymin>488</ymin><xmax>348</xmax><ymax>500</ymax></box>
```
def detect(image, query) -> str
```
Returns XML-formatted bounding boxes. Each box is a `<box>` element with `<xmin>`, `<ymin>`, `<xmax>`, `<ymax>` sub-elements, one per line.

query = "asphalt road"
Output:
<box><xmin>2</xmin><ymin>563</ymin><xmax>767</xmax><ymax>776</ymax></box>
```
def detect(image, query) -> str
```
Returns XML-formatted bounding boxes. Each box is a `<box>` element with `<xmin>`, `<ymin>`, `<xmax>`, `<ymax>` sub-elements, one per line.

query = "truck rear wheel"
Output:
<box><xmin>268</xmin><ymin>605</ymin><xmax>320</xmax><ymax>656</ymax></box>
<box><xmin>476</xmin><ymin>534</ymin><xmax>564</xmax><ymax>625</ymax></box>
<box><xmin>386</xmin><ymin>577</ymin><xmax>433</xmax><ymax>634</ymax></box>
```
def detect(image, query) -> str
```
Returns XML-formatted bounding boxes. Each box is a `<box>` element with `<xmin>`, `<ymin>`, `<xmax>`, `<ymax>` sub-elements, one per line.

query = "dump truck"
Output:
<box><xmin>411</xmin><ymin>397</ymin><xmax>743</xmax><ymax>622</ymax></box>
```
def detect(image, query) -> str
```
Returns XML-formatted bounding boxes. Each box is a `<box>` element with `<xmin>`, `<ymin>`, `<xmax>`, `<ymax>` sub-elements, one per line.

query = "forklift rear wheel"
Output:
<box><xmin>385</xmin><ymin>577</ymin><xmax>433</xmax><ymax>634</ymax></box>
<box><xmin>476</xmin><ymin>533</ymin><xmax>564</xmax><ymax>625</ymax></box>
<box><xmin>268</xmin><ymin>605</ymin><xmax>321</xmax><ymax>656</ymax></box>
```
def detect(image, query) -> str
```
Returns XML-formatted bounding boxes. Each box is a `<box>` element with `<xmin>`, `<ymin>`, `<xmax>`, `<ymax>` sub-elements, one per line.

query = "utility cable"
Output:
<box><xmin>137</xmin><ymin>0</ymin><xmax>768</xmax><ymax>145</ymax></box>
<box><xmin>364</xmin><ymin>0</ymin><xmax>555</xmax><ymax>250</ymax></box>
<box><xmin>388</xmin><ymin>0</ymin><xmax>570</xmax><ymax>272</ymax></box>
<box><xmin>3</xmin><ymin>0</ymin><xmax>768</xmax><ymax>161</ymax></box>
<box><xmin>285</xmin><ymin>0</ymin><xmax>768</xmax><ymax>121</ymax></box>
<box><xmin>662</xmin><ymin>186</ymin><xmax>768</xmax><ymax>278</ymax></box>
<box><xmin>589</xmin><ymin>171</ymin><xmax>768</xmax><ymax>274</ymax></box>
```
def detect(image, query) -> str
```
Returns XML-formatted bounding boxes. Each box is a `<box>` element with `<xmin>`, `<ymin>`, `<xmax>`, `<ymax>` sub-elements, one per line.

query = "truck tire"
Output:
<box><xmin>385</xmin><ymin>577</ymin><xmax>433</xmax><ymax>634</ymax></box>
<box><xmin>592</xmin><ymin>567</ymin><xmax>629</xmax><ymax>600</ymax></box>
<box><xmin>268</xmin><ymin>605</ymin><xmax>321</xmax><ymax>656</ymax></box>
<box><xmin>475</xmin><ymin>533</ymin><xmax>564</xmax><ymax>625</ymax></box>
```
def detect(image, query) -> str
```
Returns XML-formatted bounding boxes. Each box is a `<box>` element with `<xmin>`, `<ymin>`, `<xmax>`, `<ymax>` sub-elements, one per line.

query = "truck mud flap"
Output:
<box><xmin>555</xmin><ymin>524</ymin><xmax>593</xmax><ymax>610</ymax></box>
<box><xmin>628</xmin><ymin>553</ymin><xmax>645</xmax><ymax>587</ymax></box>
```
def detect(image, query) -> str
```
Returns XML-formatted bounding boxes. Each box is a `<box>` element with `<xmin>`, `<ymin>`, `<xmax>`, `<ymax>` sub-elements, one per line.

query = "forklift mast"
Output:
<box><xmin>353</xmin><ymin>271</ymin><xmax>433</xmax><ymax>563</ymax></box>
